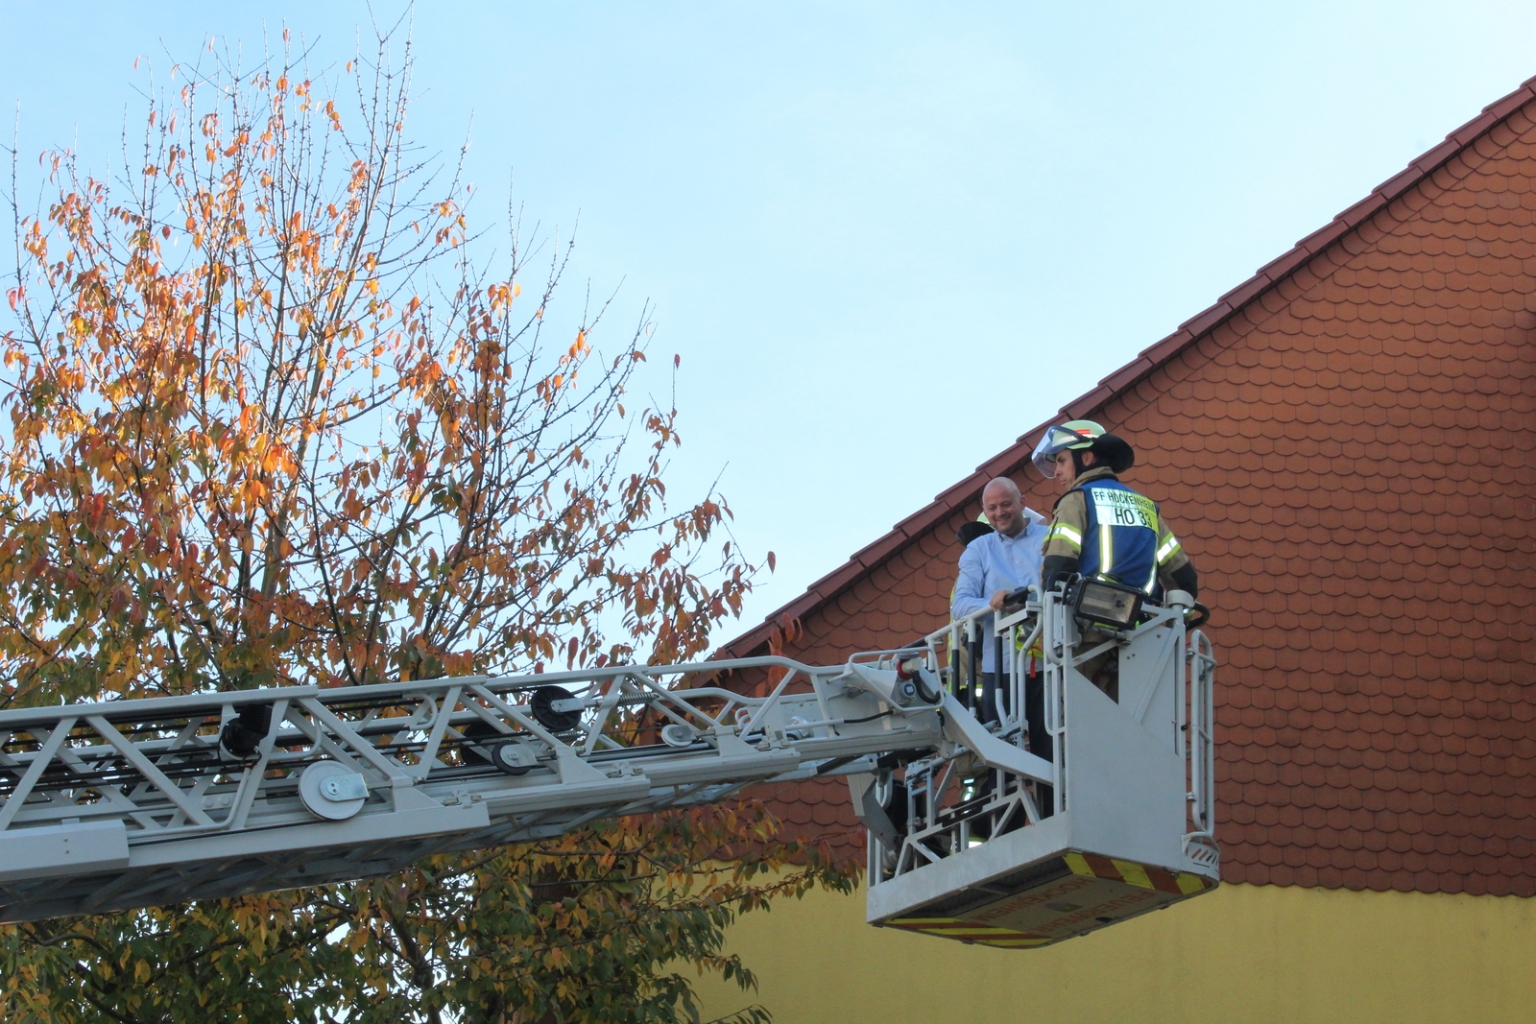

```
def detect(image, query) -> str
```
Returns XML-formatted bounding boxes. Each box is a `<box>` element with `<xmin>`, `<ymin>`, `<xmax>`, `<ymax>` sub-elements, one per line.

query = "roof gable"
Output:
<box><xmin>730</xmin><ymin>77</ymin><xmax>1536</xmax><ymax>897</ymax></box>
<box><xmin>719</xmin><ymin>72</ymin><xmax>1536</xmax><ymax>663</ymax></box>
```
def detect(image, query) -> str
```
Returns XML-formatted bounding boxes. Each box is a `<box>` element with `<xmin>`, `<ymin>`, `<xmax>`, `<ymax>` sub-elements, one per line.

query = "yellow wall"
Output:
<box><xmin>695</xmin><ymin>880</ymin><xmax>1536</xmax><ymax>1023</ymax></box>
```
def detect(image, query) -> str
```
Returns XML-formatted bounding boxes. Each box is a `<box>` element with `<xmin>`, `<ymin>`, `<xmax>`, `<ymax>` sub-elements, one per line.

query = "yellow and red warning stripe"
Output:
<box><xmin>883</xmin><ymin>917</ymin><xmax>1052</xmax><ymax>948</ymax></box>
<box><xmin>1063</xmin><ymin>851</ymin><xmax>1211</xmax><ymax>896</ymax></box>
<box><xmin>881</xmin><ymin>853</ymin><xmax>1216</xmax><ymax>949</ymax></box>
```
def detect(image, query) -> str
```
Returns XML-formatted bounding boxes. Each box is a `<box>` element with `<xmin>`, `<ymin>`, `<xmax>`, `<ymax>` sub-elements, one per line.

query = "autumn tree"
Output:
<box><xmin>0</xmin><ymin>31</ymin><xmax>854</xmax><ymax>1024</ymax></box>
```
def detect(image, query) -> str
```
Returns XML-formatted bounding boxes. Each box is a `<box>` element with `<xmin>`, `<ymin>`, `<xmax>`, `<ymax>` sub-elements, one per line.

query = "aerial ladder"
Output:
<box><xmin>0</xmin><ymin>579</ymin><xmax>1217</xmax><ymax>949</ymax></box>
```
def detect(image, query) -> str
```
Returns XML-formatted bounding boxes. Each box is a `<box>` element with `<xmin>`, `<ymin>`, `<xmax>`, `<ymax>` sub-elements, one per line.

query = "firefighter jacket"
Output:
<box><xmin>1041</xmin><ymin>466</ymin><xmax>1190</xmax><ymax>596</ymax></box>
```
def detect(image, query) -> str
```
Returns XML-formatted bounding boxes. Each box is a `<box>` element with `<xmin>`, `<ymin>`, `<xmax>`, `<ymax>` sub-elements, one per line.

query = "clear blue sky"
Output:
<box><xmin>3</xmin><ymin>1</ymin><xmax>1534</xmax><ymax>637</ymax></box>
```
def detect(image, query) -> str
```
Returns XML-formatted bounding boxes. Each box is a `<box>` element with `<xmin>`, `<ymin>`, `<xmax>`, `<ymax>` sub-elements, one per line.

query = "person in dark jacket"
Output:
<box><xmin>1031</xmin><ymin>420</ymin><xmax>1200</xmax><ymax>699</ymax></box>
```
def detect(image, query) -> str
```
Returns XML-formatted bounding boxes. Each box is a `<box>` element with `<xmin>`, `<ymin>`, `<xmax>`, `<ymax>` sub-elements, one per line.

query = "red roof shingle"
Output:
<box><xmin>731</xmin><ymin>77</ymin><xmax>1536</xmax><ymax>895</ymax></box>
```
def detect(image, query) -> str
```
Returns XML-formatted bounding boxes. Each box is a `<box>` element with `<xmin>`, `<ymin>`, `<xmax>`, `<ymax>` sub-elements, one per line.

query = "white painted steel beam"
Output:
<box><xmin>0</xmin><ymin>591</ymin><xmax>1219</xmax><ymax>950</ymax></box>
<box><xmin>0</xmin><ymin>656</ymin><xmax>945</xmax><ymax>922</ymax></box>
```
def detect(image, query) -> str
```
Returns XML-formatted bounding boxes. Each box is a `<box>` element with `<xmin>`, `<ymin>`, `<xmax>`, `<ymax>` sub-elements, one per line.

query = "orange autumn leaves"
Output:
<box><xmin>0</xmin><ymin>40</ymin><xmax>848</xmax><ymax>1024</ymax></box>
<box><xmin>0</xmin><ymin>50</ymin><xmax>755</xmax><ymax>709</ymax></box>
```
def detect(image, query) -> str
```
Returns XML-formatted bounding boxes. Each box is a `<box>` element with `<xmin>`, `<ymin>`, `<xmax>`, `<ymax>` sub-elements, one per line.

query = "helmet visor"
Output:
<box><xmin>1031</xmin><ymin>424</ymin><xmax>1094</xmax><ymax>476</ymax></box>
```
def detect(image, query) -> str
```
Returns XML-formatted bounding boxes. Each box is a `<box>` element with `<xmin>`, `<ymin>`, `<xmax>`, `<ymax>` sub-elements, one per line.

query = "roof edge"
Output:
<box><xmin>714</xmin><ymin>74</ymin><xmax>1536</xmax><ymax>660</ymax></box>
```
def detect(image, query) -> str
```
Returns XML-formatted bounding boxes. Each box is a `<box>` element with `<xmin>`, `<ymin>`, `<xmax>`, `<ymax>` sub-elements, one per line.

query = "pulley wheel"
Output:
<box><xmin>530</xmin><ymin>685</ymin><xmax>582</xmax><ymax>733</ymax></box>
<box><xmin>660</xmin><ymin>723</ymin><xmax>696</xmax><ymax>748</ymax></box>
<box><xmin>298</xmin><ymin>760</ymin><xmax>369</xmax><ymax>821</ymax></box>
<box><xmin>490</xmin><ymin>740</ymin><xmax>538</xmax><ymax>776</ymax></box>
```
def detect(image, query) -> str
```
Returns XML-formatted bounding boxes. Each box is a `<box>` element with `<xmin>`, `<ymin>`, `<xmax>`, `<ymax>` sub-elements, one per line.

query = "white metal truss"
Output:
<box><xmin>0</xmin><ymin>587</ymin><xmax>1218</xmax><ymax>947</ymax></box>
<box><xmin>0</xmin><ymin>655</ymin><xmax>974</xmax><ymax>923</ymax></box>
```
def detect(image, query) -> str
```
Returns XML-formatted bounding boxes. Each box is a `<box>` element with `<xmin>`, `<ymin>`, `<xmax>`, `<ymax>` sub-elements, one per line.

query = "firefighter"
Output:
<box><xmin>1032</xmin><ymin>420</ymin><xmax>1199</xmax><ymax>699</ymax></box>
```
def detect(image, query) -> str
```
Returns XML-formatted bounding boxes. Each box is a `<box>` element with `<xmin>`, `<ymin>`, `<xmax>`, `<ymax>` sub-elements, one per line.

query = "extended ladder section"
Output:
<box><xmin>0</xmin><ymin>588</ymin><xmax>1216</xmax><ymax>947</ymax></box>
<box><xmin>0</xmin><ymin>656</ymin><xmax>953</xmax><ymax>922</ymax></box>
<box><xmin>859</xmin><ymin>586</ymin><xmax>1219</xmax><ymax>947</ymax></box>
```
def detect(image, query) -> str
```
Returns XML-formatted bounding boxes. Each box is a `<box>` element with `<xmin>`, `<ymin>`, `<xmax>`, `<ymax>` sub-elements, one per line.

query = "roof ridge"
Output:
<box><xmin>715</xmin><ymin>75</ymin><xmax>1536</xmax><ymax>659</ymax></box>
<box><xmin>1039</xmin><ymin>74</ymin><xmax>1536</xmax><ymax>444</ymax></box>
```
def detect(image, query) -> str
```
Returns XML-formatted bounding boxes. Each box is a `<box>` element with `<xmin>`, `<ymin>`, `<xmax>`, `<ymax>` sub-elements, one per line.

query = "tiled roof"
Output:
<box><xmin>731</xmin><ymin>77</ymin><xmax>1536</xmax><ymax>895</ymax></box>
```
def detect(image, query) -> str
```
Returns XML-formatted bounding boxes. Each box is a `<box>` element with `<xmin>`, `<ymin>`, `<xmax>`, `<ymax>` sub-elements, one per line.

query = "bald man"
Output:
<box><xmin>951</xmin><ymin>477</ymin><xmax>1047</xmax><ymax>724</ymax></box>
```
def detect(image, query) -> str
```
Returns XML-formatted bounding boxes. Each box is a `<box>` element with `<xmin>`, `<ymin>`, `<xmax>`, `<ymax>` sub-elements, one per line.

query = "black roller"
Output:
<box><xmin>459</xmin><ymin>718</ymin><xmax>501</xmax><ymax>766</ymax></box>
<box><xmin>220</xmin><ymin>704</ymin><xmax>273</xmax><ymax>759</ymax></box>
<box><xmin>530</xmin><ymin>685</ymin><xmax>582</xmax><ymax>733</ymax></box>
<box><xmin>490</xmin><ymin>740</ymin><xmax>536</xmax><ymax>775</ymax></box>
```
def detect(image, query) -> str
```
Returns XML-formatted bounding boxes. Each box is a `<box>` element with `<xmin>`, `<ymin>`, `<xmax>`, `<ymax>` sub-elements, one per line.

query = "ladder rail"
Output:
<box><xmin>1185</xmin><ymin>628</ymin><xmax>1218</xmax><ymax>844</ymax></box>
<box><xmin>0</xmin><ymin>608</ymin><xmax>1220</xmax><ymax>933</ymax></box>
<box><xmin>0</xmin><ymin>654</ymin><xmax>952</xmax><ymax>922</ymax></box>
